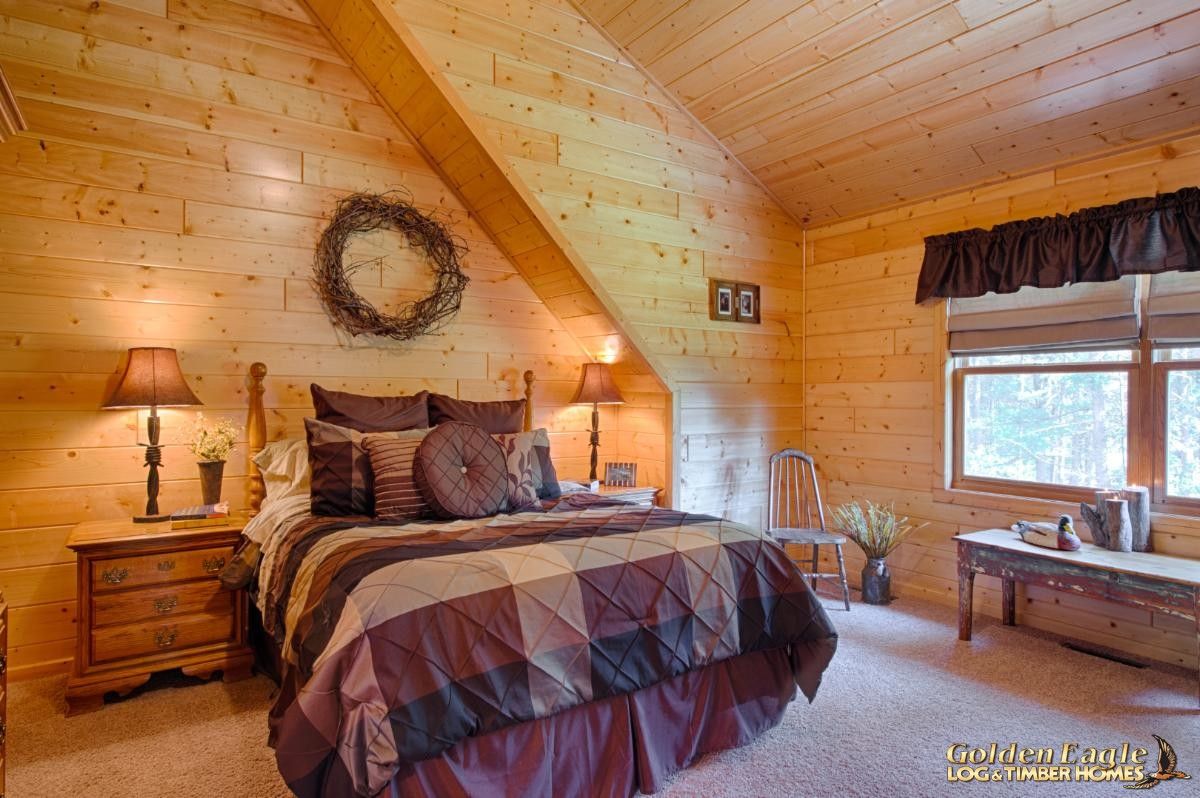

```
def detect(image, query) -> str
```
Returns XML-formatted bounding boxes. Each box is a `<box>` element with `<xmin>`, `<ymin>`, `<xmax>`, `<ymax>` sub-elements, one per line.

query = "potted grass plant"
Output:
<box><xmin>832</xmin><ymin>500</ymin><xmax>924</xmax><ymax>605</ymax></box>
<box><xmin>188</xmin><ymin>415</ymin><xmax>238</xmax><ymax>505</ymax></box>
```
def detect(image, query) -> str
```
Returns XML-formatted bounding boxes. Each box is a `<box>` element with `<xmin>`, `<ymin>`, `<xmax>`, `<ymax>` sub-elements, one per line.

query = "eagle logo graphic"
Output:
<box><xmin>1125</xmin><ymin>735</ymin><xmax>1190</xmax><ymax>790</ymax></box>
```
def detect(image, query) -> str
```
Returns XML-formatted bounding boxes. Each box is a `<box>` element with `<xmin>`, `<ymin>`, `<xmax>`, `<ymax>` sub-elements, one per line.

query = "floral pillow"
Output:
<box><xmin>493</xmin><ymin>432</ymin><xmax>540</xmax><ymax>511</ymax></box>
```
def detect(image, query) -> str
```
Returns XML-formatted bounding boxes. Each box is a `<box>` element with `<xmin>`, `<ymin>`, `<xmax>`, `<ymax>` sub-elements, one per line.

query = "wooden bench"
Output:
<box><xmin>954</xmin><ymin>529</ymin><xmax>1200</xmax><ymax>705</ymax></box>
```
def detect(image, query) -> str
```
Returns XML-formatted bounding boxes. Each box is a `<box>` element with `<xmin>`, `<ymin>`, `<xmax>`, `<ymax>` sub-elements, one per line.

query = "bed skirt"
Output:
<box><xmin>386</xmin><ymin>645</ymin><xmax>798</xmax><ymax>798</ymax></box>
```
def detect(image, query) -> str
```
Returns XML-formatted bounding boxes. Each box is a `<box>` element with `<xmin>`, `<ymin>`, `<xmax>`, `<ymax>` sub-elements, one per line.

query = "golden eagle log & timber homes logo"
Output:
<box><xmin>945</xmin><ymin>735</ymin><xmax>1190</xmax><ymax>788</ymax></box>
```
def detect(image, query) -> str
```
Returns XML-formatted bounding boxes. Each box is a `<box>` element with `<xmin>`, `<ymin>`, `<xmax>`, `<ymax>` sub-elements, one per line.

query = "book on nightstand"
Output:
<box><xmin>170</xmin><ymin>501</ymin><xmax>230</xmax><ymax>529</ymax></box>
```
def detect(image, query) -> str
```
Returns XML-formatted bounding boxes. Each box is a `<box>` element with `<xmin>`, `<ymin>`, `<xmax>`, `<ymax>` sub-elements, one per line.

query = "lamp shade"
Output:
<box><xmin>103</xmin><ymin>347</ymin><xmax>202</xmax><ymax>409</ymax></box>
<box><xmin>570</xmin><ymin>362</ymin><xmax>624</xmax><ymax>405</ymax></box>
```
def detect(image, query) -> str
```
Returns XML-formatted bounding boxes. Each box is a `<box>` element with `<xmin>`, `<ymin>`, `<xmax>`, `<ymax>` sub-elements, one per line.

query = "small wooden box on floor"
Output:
<box><xmin>65</xmin><ymin>517</ymin><xmax>253</xmax><ymax>715</ymax></box>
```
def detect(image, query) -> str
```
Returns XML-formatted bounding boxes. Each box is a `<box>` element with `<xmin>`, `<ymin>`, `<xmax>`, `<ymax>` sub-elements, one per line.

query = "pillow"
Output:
<box><xmin>305</xmin><ymin>417</ymin><xmax>427</xmax><ymax>516</ymax></box>
<box><xmin>253</xmin><ymin>438</ymin><xmax>310</xmax><ymax>502</ymax></box>
<box><xmin>494</xmin><ymin>428</ymin><xmax>560</xmax><ymax>500</ymax></box>
<box><xmin>493</xmin><ymin>432</ymin><xmax>539</xmax><ymax>511</ymax></box>
<box><xmin>414</xmin><ymin>422</ymin><xmax>507</xmax><ymax>519</ymax></box>
<box><xmin>311</xmin><ymin>384</ymin><xmax>429</xmax><ymax>432</ymax></box>
<box><xmin>363</xmin><ymin>433</ymin><xmax>431</xmax><ymax>522</ymax></box>
<box><xmin>428</xmin><ymin>393</ymin><xmax>525</xmax><ymax>434</ymax></box>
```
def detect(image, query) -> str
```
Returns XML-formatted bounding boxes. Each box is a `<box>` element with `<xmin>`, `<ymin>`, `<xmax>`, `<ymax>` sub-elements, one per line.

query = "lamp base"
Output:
<box><xmin>133</xmin><ymin>513</ymin><xmax>169</xmax><ymax>524</ymax></box>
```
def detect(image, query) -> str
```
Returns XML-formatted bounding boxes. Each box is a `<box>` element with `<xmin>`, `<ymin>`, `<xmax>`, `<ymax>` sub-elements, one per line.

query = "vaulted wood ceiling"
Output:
<box><xmin>576</xmin><ymin>0</ymin><xmax>1200</xmax><ymax>224</ymax></box>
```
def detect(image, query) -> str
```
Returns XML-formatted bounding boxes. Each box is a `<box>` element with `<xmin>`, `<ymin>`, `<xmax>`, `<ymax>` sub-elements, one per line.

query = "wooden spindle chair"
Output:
<box><xmin>766</xmin><ymin>449</ymin><xmax>851</xmax><ymax>610</ymax></box>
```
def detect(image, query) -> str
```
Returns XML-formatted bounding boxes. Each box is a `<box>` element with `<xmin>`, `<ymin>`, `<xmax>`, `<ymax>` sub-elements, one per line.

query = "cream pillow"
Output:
<box><xmin>253</xmin><ymin>438</ymin><xmax>311</xmax><ymax>502</ymax></box>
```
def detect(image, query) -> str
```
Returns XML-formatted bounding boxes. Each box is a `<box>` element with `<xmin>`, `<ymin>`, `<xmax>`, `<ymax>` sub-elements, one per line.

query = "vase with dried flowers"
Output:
<box><xmin>832</xmin><ymin>500</ymin><xmax>925</xmax><ymax>605</ymax></box>
<box><xmin>188</xmin><ymin>415</ymin><xmax>238</xmax><ymax>505</ymax></box>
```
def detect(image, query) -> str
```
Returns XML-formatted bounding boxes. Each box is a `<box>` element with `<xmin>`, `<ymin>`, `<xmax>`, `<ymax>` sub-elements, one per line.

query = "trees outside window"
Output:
<box><xmin>953</xmin><ymin>347</ymin><xmax>1199</xmax><ymax>513</ymax></box>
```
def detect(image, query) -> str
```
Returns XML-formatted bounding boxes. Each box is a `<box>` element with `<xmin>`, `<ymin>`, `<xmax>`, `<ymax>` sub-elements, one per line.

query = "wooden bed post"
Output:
<box><xmin>522</xmin><ymin>370</ymin><xmax>535</xmax><ymax>432</ymax></box>
<box><xmin>247</xmin><ymin>362</ymin><xmax>267</xmax><ymax>516</ymax></box>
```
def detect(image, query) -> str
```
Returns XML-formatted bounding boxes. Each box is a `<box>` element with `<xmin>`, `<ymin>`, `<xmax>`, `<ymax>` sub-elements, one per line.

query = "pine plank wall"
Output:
<box><xmin>0</xmin><ymin>0</ymin><xmax>1198</xmax><ymax>679</ymax></box>
<box><xmin>808</xmin><ymin>135</ymin><xmax>1200</xmax><ymax>669</ymax></box>
<box><xmin>388</xmin><ymin>0</ymin><xmax>809</xmax><ymax>528</ymax></box>
<box><xmin>0</xmin><ymin>0</ymin><xmax>661</xmax><ymax>678</ymax></box>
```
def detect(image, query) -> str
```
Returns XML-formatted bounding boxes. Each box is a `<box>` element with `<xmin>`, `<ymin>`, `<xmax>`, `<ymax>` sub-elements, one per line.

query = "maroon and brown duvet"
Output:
<box><xmin>259</xmin><ymin>493</ymin><xmax>837</xmax><ymax>797</ymax></box>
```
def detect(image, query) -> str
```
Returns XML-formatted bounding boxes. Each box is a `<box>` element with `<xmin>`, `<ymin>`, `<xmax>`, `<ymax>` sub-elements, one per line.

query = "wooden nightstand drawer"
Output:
<box><xmin>67</xmin><ymin>516</ymin><xmax>253</xmax><ymax>715</ymax></box>
<box><xmin>91</xmin><ymin>545</ymin><xmax>232</xmax><ymax>592</ymax></box>
<box><xmin>91</xmin><ymin>611</ymin><xmax>235</xmax><ymax>664</ymax></box>
<box><xmin>93</xmin><ymin>580</ymin><xmax>231</xmax><ymax>627</ymax></box>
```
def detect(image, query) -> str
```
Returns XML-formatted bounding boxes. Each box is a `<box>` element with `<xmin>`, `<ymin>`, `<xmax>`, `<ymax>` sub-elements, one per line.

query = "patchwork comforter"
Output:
<box><xmin>261</xmin><ymin>493</ymin><xmax>838</xmax><ymax>797</ymax></box>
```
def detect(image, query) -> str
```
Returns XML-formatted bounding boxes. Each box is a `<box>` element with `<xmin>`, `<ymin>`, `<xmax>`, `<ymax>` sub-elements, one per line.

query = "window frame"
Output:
<box><xmin>950</xmin><ymin>360</ymin><xmax>1139</xmax><ymax>504</ymax></box>
<box><xmin>1152</xmin><ymin>359</ymin><xmax>1200</xmax><ymax>514</ymax></box>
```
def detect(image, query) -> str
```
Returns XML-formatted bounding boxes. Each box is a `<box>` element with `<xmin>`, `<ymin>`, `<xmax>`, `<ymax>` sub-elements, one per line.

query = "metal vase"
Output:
<box><xmin>861</xmin><ymin>557</ymin><xmax>892</xmax><ymax>605</ymax></box>
<box><xmin>197</xmin><ymin>460</ymin><xmax>225</xmax><ymax>505</ymax></box>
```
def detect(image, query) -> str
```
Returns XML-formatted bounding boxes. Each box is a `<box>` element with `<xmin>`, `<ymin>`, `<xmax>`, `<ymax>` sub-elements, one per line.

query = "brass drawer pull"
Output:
<box><xmin>157</xmin><ymin>559</ymin><xmax>176</xmax><ymax>572</ymax></box>
<box><xmin>202</xmin><ymin>556</ymin><xmax>225</xmax><ymax>574</ymax></box>
<box><xmin>101</xmin><ymin>567</ymin><xmax>130</xmax><ymax>585</ymax></box>
<box><xmin>154</xmin><ymin>627</ymin><xmax>177</xmax><ymax>648</ymax></box>
<box><xmin>153</xmin><ymin>596</ymin><xmax>178</xmax><ymax>614</ymax></box>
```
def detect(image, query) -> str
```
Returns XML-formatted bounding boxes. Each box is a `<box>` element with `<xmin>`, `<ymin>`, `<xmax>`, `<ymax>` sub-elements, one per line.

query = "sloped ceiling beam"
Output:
<box><xmin>0</xmin><ymin>64</ymin><xmax>28</xmax><ymax>142</ymax></box>
<box><xmin>302</xmin><ymin>0</ymin><xmax>674</xmax><ymax>395</ymax></box>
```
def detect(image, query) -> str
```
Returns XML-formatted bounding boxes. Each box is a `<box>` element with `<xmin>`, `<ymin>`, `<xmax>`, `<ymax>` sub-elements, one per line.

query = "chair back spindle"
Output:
<box><xmin>768</xmin><ymin>449</ymin><xmax>825</xmax><ymax>534</ymax></box>
<box><xmin>765</xmin><ymin>449</ymin><xmax>849</xmax><ymax>611</ymax></box>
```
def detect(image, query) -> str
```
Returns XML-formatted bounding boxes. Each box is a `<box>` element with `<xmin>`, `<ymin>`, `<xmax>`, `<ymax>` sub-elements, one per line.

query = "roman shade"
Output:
<box><xmin>947</xmin><ymin>276</ymin><xmax>1139</xmax><ymax>354</ymax></box>
<box><xmin>1147</xmin><ymin>271</ymin><xmax>1200</xmax><ymax>344</ymax></box>
<box><xmin>917</xmin><ymin>187</ymin><xmax>1200</xmax><ymax>304</ymax></box>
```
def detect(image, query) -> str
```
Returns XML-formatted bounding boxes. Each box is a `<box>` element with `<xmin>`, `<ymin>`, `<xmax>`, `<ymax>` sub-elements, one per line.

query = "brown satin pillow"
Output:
<box><xmin>311</xmin><ymin>384</ymin><xmax>429</xmax><ymax>432</ymax></box>
<box><xmin>305</xmin><ymin>418</ymin><xmax>426</xmax><ymax>516</ymax></box>
<box><xmin>428</xmin><ymin>393</ymin><xmax>525</xmax><ymax>435</ymax></box>
<box><xmin>414</xmin><ymin>422</ymin><xmax>507</xmax><ymax>519</ymax></box>
<box><xmin>363</xmin><ymin>434</ymin><xmax>430</xmax><ymax>522</ymax></box>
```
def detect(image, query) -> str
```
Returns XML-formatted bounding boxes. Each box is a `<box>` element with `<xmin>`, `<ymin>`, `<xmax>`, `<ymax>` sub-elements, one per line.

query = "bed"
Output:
<box><xmin>236</xmin><ymin>364</ymin><xmax>838</xmax><ymax>797</ymax></box>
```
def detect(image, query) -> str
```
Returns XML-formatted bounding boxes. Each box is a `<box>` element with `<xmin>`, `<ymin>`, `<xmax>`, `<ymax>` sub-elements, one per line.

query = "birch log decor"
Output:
<box><xmin>1124</xmin><ymin>486</ymin><xmax>1152</xmax><ymax>552</ymax></box>
<box><xmin>1105</xmin><ymin>499</ymin><xmax>1133</xmax><ymax>553</ymax></box>
<box><xmin>1081</xmin><ymin>487</ymin><xmax>1152</xmax><ymax>553</ymax></box>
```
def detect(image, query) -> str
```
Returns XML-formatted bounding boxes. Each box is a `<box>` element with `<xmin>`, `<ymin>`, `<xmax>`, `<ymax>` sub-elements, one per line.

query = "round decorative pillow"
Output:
<box><xmin>413</xmin><ymin>421</ymin><xmax>507</xmax><ymax>519</ymax></box>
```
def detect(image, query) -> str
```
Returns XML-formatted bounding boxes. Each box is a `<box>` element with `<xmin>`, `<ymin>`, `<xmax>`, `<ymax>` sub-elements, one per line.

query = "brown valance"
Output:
<box><xmin>916</xmin><ymin>186</ymin><xmax>1200</xmax><ymax>304</ymax></box>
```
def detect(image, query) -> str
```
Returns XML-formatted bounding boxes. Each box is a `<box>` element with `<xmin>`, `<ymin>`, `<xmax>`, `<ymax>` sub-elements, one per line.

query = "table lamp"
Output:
<box><xmin>570</xmin><ymin>362</ymin><xmax>624</xmax><ymax>483</ymax></box>
<box><xmin>104</xmin><ymin>348</ymin><xmax>202</xmax><ymax>522</ymax></box>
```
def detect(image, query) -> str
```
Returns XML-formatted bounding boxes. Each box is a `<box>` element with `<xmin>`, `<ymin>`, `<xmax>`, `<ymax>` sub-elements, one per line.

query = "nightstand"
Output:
<box><xmin>65</xmin><ymin>516</ymin><xmax>254</xmax><ymax>715</ymax></box>
<box><xmin>594</xmin><ymin>484</ymin><xmax>660</xmax><ymax>507</ymax></box>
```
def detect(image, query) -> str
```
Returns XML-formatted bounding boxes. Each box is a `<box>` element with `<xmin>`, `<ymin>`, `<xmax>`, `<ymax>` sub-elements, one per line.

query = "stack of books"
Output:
<box><xmin>170</xmin><ymin>501</ymin><xmax>230</xmax><ymax>530</ymax></box>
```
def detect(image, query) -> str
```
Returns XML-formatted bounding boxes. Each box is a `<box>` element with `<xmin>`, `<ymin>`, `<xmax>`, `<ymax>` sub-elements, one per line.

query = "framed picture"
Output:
<box><xmin>735</xmin><ymin>283</ymin><xmax>760</xmax><ymax>324</ymax></box>
<box><xmin>604</xmin><ymin>461</ymin><xmax>637</xmax><ymax>487</ymax></box>
<box><xmin>708</xmin><ymin>279</ymin><xmax>736</xmax><ymax>320</ymax></box>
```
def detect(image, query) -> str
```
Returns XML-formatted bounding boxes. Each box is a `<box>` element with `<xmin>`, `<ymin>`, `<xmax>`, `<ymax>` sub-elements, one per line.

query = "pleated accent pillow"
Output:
<box><xmin>413</xmin><ymin>422</ymin><xmax>507</xmax><ymax>519</ymax></box>
<box><xmin>363</xmin><ymin>433</ymin><xmax>431</xmax><ymax>522</ymax></box>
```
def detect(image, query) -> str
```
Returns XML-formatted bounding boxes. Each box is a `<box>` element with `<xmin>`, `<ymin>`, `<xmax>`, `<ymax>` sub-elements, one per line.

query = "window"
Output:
<box><xmin>949</xmin><ymin>275</ymin><xmax>1200</xmax><ymax>513</ymax></box>
<box><xmin>1161</xmin><ymin>358</ymin><xmax>1200</xmax><ymax>501</ymax></box>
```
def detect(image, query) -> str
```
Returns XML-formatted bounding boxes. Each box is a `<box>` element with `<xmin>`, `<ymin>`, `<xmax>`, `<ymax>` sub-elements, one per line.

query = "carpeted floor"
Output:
<box><xmin>9</xmin><ymin>594</ymin><xmax>1197</xmax><ymax>797</ymax></box>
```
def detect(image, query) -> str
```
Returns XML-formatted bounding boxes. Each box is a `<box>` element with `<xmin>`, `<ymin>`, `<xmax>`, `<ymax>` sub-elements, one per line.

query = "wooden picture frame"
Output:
<box><xmin>708</xmin><ymin>279</ymin><xmax>736</xmax><ymax>320</ymax></box>
<box><xmin>735</xmin><ymin>283</ymin><xmax>760</xmax><ymax>324</ymax></box>
<box><xmin>604</xmin><ymin>461</ymin><xmax>637</xmax><ymax>487</ymax></box>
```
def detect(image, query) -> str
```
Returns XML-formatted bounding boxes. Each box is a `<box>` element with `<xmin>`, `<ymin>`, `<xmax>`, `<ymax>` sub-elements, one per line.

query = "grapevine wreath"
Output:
<box><xmin>313</xmin><ymin>191</ymin><xmax>469</xmax><ymax>340</ymax></box>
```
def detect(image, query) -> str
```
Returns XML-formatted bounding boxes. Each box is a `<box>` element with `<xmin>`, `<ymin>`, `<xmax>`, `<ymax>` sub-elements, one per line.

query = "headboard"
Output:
<box><xmin>245</xmin><ymin>363</ymin><xmax>536</xmax><ymax>515</ymax></box>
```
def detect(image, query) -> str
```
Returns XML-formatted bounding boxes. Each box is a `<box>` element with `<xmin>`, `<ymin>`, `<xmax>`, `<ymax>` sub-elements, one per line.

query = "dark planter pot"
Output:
<box><xmin>861</xmin><ymin>557</ymin><xmax>892</xmax><ymax>605</ymax></box>
<box><xmin>198</xmin><ymin>460</ymin><xmax>225</xmax><ymax>505</ymax></box>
